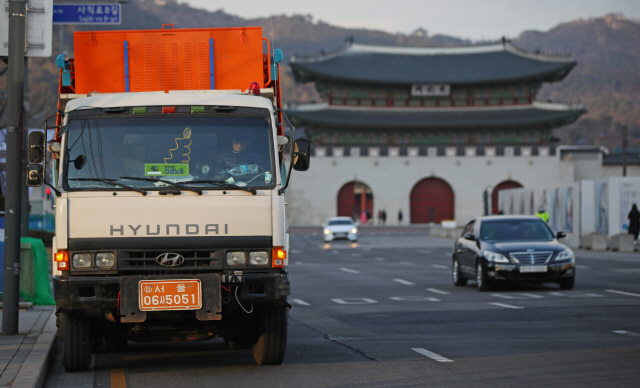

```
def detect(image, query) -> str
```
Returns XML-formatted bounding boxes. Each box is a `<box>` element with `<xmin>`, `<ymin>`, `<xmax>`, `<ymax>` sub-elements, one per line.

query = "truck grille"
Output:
<box><xmin>118</xmin><ymin>249</ymin><xmax>223</xmax><ymax>275</ymax></box>
<box><xmin>509</xmin><ymin>251</ymin><xmax>553</xmax><ymax>265</ymax></box>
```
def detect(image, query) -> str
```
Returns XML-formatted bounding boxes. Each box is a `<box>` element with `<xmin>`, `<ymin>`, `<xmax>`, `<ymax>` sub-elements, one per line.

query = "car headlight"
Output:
<box><xmin>483</xmin><ymin>250</ymin><xmax>510</xmax><ymax>263</ymax></box>
<box><xmin>226</xmin><ymin>251</ymin><xmax>246</xmax><ymax>266</ymax></box>
<box><xmin>324</xmin><ymin>229</ymin><xmax>331</xmax><ymax>235</ymax></box>
<box><xmin>249</xmin><ymin>251</ymin><xmax>269</xmax><ymax>266</ymax></box>
<box><xmin>72</xmin><ymin>253</ymin><xmax>92</xmax><ymax>268</ymax></box>
<box><xmin>555</xmin><ymin>248</ymin><xmax>574</xmax><ymax>262</ymax></box>
<box><xmin>95</xmin><ymin>252</ymin><xmax>115</xmax><ymax>268</ymax></box>
<box><xmin>351</xmin><ymin>228</ymin><xmax>357</xmax><ymax>234</ymax></box>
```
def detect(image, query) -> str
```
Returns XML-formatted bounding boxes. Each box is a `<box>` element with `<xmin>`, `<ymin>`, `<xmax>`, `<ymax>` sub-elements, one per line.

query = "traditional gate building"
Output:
<box><xmin>284</xmin><ymin>39</ymin><xmax>588</xmax><ymax>226</ymax></box>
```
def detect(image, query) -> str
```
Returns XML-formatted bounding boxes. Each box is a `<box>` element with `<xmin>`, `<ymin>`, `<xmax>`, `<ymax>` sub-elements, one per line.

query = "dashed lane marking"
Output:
<box><xmin>339</xmin><ymin>267</ymin><xmax>361</xmax><ymax>274</ymax></box>
<box><xmin>613</xmin><ymin>330</ymin><xmax>640</xmax><ymax>337</ymax></box>
<box><xmin>111</xmin><ymin>368</ymin><xmax>127</xmax><ymax>388</ymax></box>
<box><xmin>352</xmin><ymin>253</ymin><xmax>362</xmax><ymax>257</ymax></box>
<box><xmin>576</xmin><ymin>265</ymin><xmax>591</xmax><ymax>270</ymax></box>
<box><xmin>606</xmin><ymin>289</ymin><xmax>640</xmax><ymax>298</ymax></box>
<box><xmin>416</xmin><ymin>250</ymin><xmax>432</xmax><ymax>254</ymax></box>
<box><xmin>390</xmin><ymin>296</ymin><xmax>440</xmax><ymax>302</ymax></box>
<box><xmin>291</xmin><ymin>249</ymin><xmax>302</xmax><ymax>254</ymax></box>
<box><xmin>549</xmin><ymin>292</ymin><xmax>604</xmax><ymax>298</ymax></box>
<box><xmin>488</xmin><ymin>302</ymin><xmax>524</xmax><ymax>309</ymax></box>
<box><xmin>426</xmin><ymin>288</ymin><xmax>450</xmax><ymax>295</ymax></box>
<box><xmin>375</xmin><ymin>257</ymin><xmax>386</xmax><ymax>261</ymax></box>
<box><xmin>332</xmin><ymin>298</ymin><xmax>377</xmax><ymax>305</ymax></box>
<box><xmin>491</xmin><ymin>293</ymin><xmax>544</xmax><ymax>299</ymax></box>
<box><xmin>411</xmin><ymin>348</ymin><xmax>453</xmax><ymax>362</ymax></box>
<box><xmin>291</xmin><ymin>299</ymin><xmax>310</xmax><ymax>306</ymax></box>
<box><xmin>431</xmin><ymin>264</ymin><xmax>448</xmax><ymax>269</ymax></box>
<box><xmin>614</xmin><ymin>268</ymin><xmax>640</xmax><ymax>273</ymax></box>
<box><xmin>399</xmin><ymin>261</ymin><xmax>415</xmax><ymax>265</ymax></box>
<box><xmin>393</xmin><ymin>278</ymin><xmax>415</xmax><ymax>285</ymax></box>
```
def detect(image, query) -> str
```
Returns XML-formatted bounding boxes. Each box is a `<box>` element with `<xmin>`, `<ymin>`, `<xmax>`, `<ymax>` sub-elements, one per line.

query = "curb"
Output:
<box><xmin>12</xmin><ymin>309</ymin><xmax>57</xmax><ymax>388</ymax></box>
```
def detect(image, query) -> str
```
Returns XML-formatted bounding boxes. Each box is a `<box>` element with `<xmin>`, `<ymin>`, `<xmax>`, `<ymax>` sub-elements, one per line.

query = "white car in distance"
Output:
<box><xmin>323</xmin><ymin>217</ymin><xmax>358</xmax><ymax>242</ymax></box>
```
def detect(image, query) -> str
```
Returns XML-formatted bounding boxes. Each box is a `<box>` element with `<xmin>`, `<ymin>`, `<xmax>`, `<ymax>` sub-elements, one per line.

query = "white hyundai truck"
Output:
<box><xmin>26</xmin><ymin>26</ymin><xmax>309</xmax><ymax>372</ymax></box>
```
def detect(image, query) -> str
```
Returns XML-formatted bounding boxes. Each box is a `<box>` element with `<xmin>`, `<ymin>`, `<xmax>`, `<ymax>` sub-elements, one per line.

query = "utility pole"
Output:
<box><xmin>21</xmin><ymin>57</ymin><xmax>29</xmax><ymax>237</ymax></box>
<box><xmin>622</xmin><ymin>123</ymin><xmax>628</xmax><ymax>177</ymax></box>
<box><xmin>3</xmin><ymin>0</ymin><xmax>27</xmax><ymax>335</ymax></box>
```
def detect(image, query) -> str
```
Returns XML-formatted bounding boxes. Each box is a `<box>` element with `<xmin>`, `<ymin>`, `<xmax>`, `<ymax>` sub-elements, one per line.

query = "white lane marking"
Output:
<box><xmin>488</xmin><ymin>302</ymin><xmax>524</xmax><ymax>309</ymax></box>
<box><xmin>443</xmin><ymin>253</ymin><xmax>450</xmax><ymax>257</ymax></box>
<box><xmin>576</xmin><ymin>265</ymin><xmax>591</xmax><ymax>270</ymax></box>
<box><xmin>411</xmin><ymin>348</ymin><xmax>453</xmax><ymax>362</ymax></box>
<box><xmin>614</xmin><ymin>268</ymin><xmax>640</xmax><ymax>273</ymax></box>
<box><xmin>416</xmin><ymin>250</ymin><xmax>432</xmax><ymax>254</ymax></box>
<box><xmin>431</xmin><ymin>264</ymin><xmax>448</xmax><ymax>269</ymax></box>
<box><xmin>294</xmin><ymin>261</ymin><xmax>320</xmax><ymax>267</ymax></box>
<box><xmin>352</xmin><ymin>253</ymin><xmax>362</xmax><ymax>257</ymax></box>
<box><xmin>399</xmin><ymin>261</ymin><xmax>415</xmax><ymax>265</ymax></box>
<box><xmin>613</xmin><ymin>330</ymin><xmax>640</xmax><ymax>337</ymax></box>
<box><xmin>291</xmin><ymin>299</ymin><xmax>310</xmax><ymax>306</ymax></box>
<box><xmin>332</xmin><ymin>250</ymin><xmax>340</xmax><ymax>255</ymax></box>
<box><xmin>393</xmin><ymin>278</ymin><xmax>415</xmax><ymax>286</ymax></box>
<box><xmin>390</xmin><ymin>296</ymin><xmax>440</xmax><ymax>302</ymax></box>
<box><xmin>492</xmin><ymin>293</ymin><xmax>544</xmax><ymax>299</ymax></box>
<box><xmin>340</xmin><ymin>267</ymin><xmax>361</xmax><ymax>274</ymax></box>
<box><xmin>606</xmin><ymin>289</ymin><xmax>640</xmax><ymax>298</ymax></box>
<box><xmin>375</xmin><ymin>257</ymin><xmax>386</xmax><ymax>261</ymax></box>
<box><xmin>331</xmin><ymin>298</ymin><xmax>377</xmax><ymax>305</ymax></box>
<box><xmin>291</xmin><ymin>249</ymin><xmax>302</xmax><ymax>254</ymax></box>
<box><xmin>426</xmin><ymin>288</ymin><xmax>450</xmax><ymax>295</ymax></box>
<box><xmin>549</xmin><ymin>292</ymin><xmax>604</xmax><ymax>298</ymax></box>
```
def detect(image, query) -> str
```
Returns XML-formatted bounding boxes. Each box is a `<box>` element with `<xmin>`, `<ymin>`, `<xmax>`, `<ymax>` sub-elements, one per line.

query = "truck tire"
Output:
<box><xmin>61</xmin><ymin>313</ymin><xmax>93</xmax><ymax>372</ymax></box>
<box><xmin>253</xmin><ymin>303</ymin><xmax>287</xmax><ymax>365</ymax></box>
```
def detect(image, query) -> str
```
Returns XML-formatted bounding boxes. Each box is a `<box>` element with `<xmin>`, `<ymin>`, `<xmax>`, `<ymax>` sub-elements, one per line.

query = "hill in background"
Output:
<box><xmin>1</xmin><ymin>1</ymin><xmax>637</xmax><ymax>150</ymax></box>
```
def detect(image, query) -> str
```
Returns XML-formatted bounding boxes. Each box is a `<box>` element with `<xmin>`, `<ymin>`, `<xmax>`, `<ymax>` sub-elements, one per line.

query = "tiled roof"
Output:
<box><xmin>291</xmin><ymin>42</ymin><xmax>576</xmax><ymax>85</ymax></box>
<box><xmin>286</xmin><ymin>102</ymin><xmax>586</xmax><ymax>129</ymax></box>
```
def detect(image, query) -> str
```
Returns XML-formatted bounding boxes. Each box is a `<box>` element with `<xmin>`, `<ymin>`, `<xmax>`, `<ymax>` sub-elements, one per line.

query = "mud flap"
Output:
<box><xmin>119</xmin><ymin>274</ymin><xmax>222</xmax><ymax>323</ymax></box>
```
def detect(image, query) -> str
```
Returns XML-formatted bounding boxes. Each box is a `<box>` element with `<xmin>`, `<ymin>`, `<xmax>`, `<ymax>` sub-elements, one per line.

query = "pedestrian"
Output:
<box><xmin>361</xmin><ymin>210</ymin><xmax>367</xmax><ymax>225</ymax></box>
<box><xmin>628</xmin><ymin>204</ymin><xmax>640</xmax><ymax>241</ymax></box>
<box><xmin>398</xmin><ymin>209</ymin><xmax>403</xmax><ymax>225</ymax></box>
<box><xmin>377</xmin><ymin>210</ymin><xmax>383</xmax><ymax>226</ymax></box>
<box><xmin>365</xmin><ymin>209</ymin><xmax>371</xmax><ymax>225</ymax></box>
<box><xmin>381</xmin><ymin>209</ymin><xmax>387</xmax><ymax>226</ymax></box>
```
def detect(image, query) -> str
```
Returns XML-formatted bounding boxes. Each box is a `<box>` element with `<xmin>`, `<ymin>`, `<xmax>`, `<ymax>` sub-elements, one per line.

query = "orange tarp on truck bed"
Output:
<box><xmin>73</xmin><ymin>26</ymin><xmax>267</xmax><ymax>94</ymax></box>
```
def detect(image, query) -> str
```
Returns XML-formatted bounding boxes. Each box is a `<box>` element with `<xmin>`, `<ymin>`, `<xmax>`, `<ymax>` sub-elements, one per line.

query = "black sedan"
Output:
<box><xmin>452</xmin><ymin>215</ymin><xmax>575</xmax><ymax>291</ymax></box>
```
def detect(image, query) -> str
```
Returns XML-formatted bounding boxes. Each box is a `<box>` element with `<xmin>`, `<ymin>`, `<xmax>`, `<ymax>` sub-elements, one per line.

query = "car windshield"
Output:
<box><xmin>63</xmin><ymin>115</ymin><xmax>274</xmax><ymax>191</ymax></box>
<box><xmin>480</xmin><ymin>219</ymin><xmax>554</xmax><ymax>241</ymax></box>
<box><xmin>328</xmin><ymin>219</ymin><xmax>353</xmax><ymax>226</ymax></box>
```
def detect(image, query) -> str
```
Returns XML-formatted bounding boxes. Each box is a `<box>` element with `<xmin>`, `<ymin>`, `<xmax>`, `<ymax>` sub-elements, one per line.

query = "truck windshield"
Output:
<box><xmin>63</xmin><ymin>116</ymin><xmax>274</xmax><ymax>191</ymax></box>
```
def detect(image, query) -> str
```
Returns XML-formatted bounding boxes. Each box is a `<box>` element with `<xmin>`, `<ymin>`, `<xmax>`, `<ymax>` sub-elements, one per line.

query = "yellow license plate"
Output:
<box><xmin>139</xmin><ymin>279</ymin><xmax>202</xmax><ymax>311</ymax></box>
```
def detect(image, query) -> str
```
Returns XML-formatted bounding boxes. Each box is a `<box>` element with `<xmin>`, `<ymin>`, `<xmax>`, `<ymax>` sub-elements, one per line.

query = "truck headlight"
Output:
<box><xmin>95</xmin><ymin>252</ymin><xmax>115</xmax><ymax>268</ymax></box>
<box><xmin>555</xmin><ymin>248</ymin><xmax>574</xmax><ymax>262</ymax></box>
<box><xmin>72</xmin><ymin>253</ymin><xmax>92</xmax><ymax>268</ymax></box>
<box><xmin>249</xmin><ymin>251</ymin><xmax>269</xmax><ymax>265</ymax></box>
<box><xmin>483</xmin><ymin>250</ymin><xmax>510</xmax><ymax>263</ymax></box>
<box><xmin>226</xmin><ymin>251</ymin><xmax>246</xmax><ymax>266</ymax></box>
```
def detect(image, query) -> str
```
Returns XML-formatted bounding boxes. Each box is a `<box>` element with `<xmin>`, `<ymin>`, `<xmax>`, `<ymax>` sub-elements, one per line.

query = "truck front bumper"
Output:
<box><xmin>53</xmin><ymin>272</ymin><xmax>290</xmax><ymax>312</ymax></box>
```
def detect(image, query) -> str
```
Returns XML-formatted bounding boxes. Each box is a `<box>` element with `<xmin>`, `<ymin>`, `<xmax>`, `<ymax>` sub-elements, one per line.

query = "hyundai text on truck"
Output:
<box><xmin>26</xmin><ymin>25</ymin><xmax>310</xmax><ymax>372</ymax></box>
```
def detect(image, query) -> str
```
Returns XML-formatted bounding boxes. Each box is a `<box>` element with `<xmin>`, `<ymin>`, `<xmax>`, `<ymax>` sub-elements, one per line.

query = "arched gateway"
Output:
<box><xmin>337</xmin><ymin>181</ymin><xmax>374</xmax><ymax>222</ymax></box>
<box><xmin>410</xmin><ymin>178</ymin><xmax>454</xmax><ymax>224</ymax></box>
<box><xmin>492</xmin><ymin>180</ymin><xmax>523</xmax><ymax>214</ymax></box>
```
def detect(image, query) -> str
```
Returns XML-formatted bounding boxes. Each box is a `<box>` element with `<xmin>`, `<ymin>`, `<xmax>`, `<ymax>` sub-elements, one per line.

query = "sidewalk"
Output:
<box><xmin>0</xmin><ymin>306</ymin><xmax>57</xmax><ymax>388</ymax></box>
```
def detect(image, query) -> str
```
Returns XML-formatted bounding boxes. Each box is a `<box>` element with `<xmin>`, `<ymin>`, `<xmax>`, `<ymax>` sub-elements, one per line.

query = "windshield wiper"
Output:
<box><xmin>187</xmin><ymin>180</ymin><xmax>256</xmax><ymax>195</ymax></box>
<box><xmin>120</xmin><ymin>177</ymin><xmax>202</xmax><ymax>195</ymax></box>
<box><xmin>69</xmin><ymin>178</ymin><xmax>147</xmax><ymax>196</ymax></box>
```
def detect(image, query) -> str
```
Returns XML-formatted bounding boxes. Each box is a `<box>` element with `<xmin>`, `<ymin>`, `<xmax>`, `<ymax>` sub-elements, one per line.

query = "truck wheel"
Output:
<box><xmin>253</xmin><ymin>303</ymin><xmax>287</xmax><ymax>365</ymax></box>
<box><xmin>61</xmin><ymin>313</ymin><xmax>92</xmax><ymax>372</ymax></box>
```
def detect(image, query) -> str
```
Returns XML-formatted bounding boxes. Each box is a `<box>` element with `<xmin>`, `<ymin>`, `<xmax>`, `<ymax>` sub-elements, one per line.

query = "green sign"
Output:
<box><xmin>144</xmin><ymin>163</ymin><xmax>189</xmax><ymax>176</ymax></box>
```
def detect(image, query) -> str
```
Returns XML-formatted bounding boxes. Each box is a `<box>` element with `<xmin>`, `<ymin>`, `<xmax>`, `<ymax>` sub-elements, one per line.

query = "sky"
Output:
<box><xmin>180</xmin><ymin>0</ymin><xmax>640</xmax><ymax>41</ymax></box>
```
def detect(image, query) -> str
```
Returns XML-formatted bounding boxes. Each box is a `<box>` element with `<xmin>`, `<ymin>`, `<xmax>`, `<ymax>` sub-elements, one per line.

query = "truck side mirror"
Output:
<box><xmin>292</xmin><ymin>139</ymin><xmax>310</xmax><ymax>171</ymax></box>
<box><xmin>28</xmin><ymin>131</ymin><xmax>45</xmax><ymax>163</ymax></box>
<box><xmin>26</xmin><ymin>164</ymin><xmax>44</xmax><ymax>187</ymax></box>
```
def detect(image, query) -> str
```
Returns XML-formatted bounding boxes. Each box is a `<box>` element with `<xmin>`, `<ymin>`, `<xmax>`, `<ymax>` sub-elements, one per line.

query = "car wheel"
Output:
<box><xmin>452</xmin><ymin>258</ymin><xmax>467</xmax><ymax>286</ymax></box>
<box><xmin>559</xmin><ymin>276</ymin><xmax>575</xmax><ymax>290</ymax></box>
<box><xmin>476</xmin><ymin>262</ymin><xmax>490</xmax><ymax>291</ymax></box>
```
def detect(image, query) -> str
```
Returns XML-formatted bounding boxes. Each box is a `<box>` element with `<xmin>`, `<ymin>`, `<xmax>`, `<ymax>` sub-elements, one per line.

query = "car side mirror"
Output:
<box><xmin>292</xmin><ymin>139</ymin><xmax>310</xmax><ymax>171</ymax></box>
<box><xmin>26</xmin><ymin>164</ymin><xmax>44</xmax><ymax>187</ymax></box>
<box><xmin>556</xmin><ymin>231</ymin><xmax>566</xmax><ymax>239</ymax></box>
<box><xmin>463</xmin><ymin>232</ymin><xmax>475</xmax><ymax>241</ymax></box>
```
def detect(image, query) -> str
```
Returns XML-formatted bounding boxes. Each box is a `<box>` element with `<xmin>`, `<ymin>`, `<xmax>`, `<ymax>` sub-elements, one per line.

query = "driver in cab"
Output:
<box><xmin>216</xmin><ymin>131</ymin><xmax>262</xmax><ymax>180</ymax></box>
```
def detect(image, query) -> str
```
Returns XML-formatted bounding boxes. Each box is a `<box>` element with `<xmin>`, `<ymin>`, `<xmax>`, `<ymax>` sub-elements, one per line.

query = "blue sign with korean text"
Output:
<box><xmin>53</xmin><ymin>4</ymin><xmax>121</xmax><ymax>25</ymax></box>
